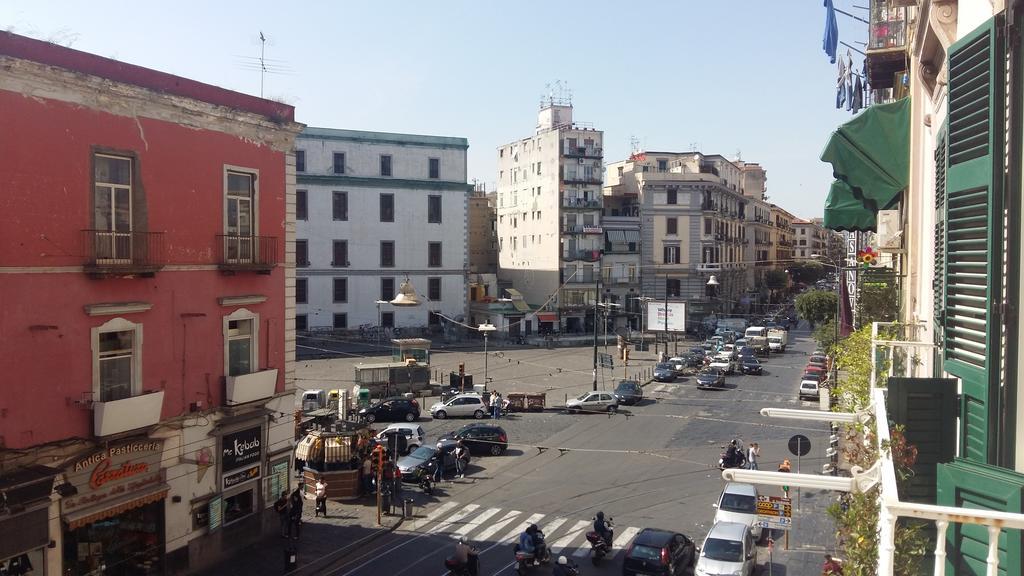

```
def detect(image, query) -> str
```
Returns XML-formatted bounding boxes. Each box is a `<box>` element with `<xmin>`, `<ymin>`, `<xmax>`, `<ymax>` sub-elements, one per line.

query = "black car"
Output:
<box><xmin>737</xmin><ymin>346</ymin><xmax>756</xmax><ymax>359</ymax></box>
<box><xmin>614</xmin><ymin>379</ymin><xmax>644</xmax><ymax>405</ymax></box>
<box><xmin>396</xmin><ymin>439</ymin><xmax>469</xmax><ymax>481</ymax></box>
<box><xmin>653</xmin><ymin>363</ymin><xmax>677</xmax><ymax>382</ymax></box>
<box><xmin>622</xmin><ymin>528</ymin><xmax>697</xmax><ymax>576</ymax></box>
<box><xmin>739</xmin><ymin>356</ymin><xmax>763</xmax><ymax>375</ymax></box>
<box><xmin>439</xmin><ymin>423</ymin><xmax>508</xmax><ymax>456</ymax></box>
<box><xmin>696</xmin><ymin>368</ymin><xmax>726</xmax><ymax>390</ymax></box>
<box><xmin>359</xmin><ymin>397</ymin><xmax>420</xmax><ymax>423</ymax></box>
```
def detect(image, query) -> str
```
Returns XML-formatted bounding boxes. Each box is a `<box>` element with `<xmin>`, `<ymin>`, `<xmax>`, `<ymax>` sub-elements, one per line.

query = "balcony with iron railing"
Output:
<box><xmin>562</xmin><ymin>249</ymin><xmax>601</xmax><ymax>263</ymax></box>
<box><xmin>561</xmin><ymin>197</ymin><xmax>603</xmax><ymax>210</ymax></box>
<box><xmin>82</xmin><ymin>230</ymin><xmax>166</xmax><ymax>277</ymax></box>
<box><xmin>865</xmin><ymin>0</ymin><xmax>908</xmax><ymax>90</ymax></box>
<box><xmin>562</xmin><ymin>174</ymin><xmax>603</xmax><ymax>185</ymax></box>
<box><xmin>561</xmin><ymin>145</ymin><xmax>603</xmax><ymax>158</ymax></box>
<box><xmin>216</xmin><ymin>234</ymin><xmax>278</xmax><ymax>273</ymax></box>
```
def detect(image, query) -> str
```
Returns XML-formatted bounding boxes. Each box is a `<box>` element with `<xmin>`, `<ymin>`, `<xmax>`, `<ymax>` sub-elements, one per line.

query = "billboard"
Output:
<box><xmin>646</xmin><ymin>301</ymin><xmax>686</xmax><ymax>332</ymax></box>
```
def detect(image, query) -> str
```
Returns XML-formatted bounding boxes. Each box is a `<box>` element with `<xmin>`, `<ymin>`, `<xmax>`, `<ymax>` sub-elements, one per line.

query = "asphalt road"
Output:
<box><xmin>301</xmin><ymin>325</ymin><xmax>832</xmax><ymax>576</ymax></box>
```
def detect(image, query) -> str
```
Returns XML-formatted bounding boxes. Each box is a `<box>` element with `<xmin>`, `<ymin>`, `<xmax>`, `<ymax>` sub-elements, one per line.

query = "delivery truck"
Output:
<box><xmin>767</xmin><ymin>328</ymin><xmax>788</xmax><ymax>352</ymax></box>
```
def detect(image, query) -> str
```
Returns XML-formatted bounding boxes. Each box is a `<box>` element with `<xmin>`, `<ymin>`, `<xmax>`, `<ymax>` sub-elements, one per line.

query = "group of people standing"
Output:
<box><xmin>274</xmin><ymin>488</ymin><xmax>305</xmax><ymax>540</ymax></box>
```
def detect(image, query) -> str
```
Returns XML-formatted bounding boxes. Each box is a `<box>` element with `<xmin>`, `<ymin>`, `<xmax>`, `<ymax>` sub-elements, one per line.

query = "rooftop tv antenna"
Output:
<box><xmin>541</xmin><ymin>80</ymin><xmax>573</xmax><ymax>108</ymax></box>
<box><xmin>235</xmin><ymin>31</ymin><xmax>295</xmax><ymax>98</ymax></box>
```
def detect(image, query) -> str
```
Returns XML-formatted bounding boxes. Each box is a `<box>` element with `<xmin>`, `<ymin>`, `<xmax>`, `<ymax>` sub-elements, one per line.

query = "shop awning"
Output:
<box><xmin>820</xmin><ymin>97</ymin><xmax>910</xmax><ymax>218</ymax></box>
<box><xmin>824</xmin><ymin>180</ymin><xmax>877</xmax><ymax>232</ymax></box>
<box><xmin>606</xmin><ymin>230</ymin><xmax>626</xmax><ymax>243</ymax></box>
<box><xmin>622</xmin><ymin>230</ymin><xmax>641</xmax><ymax>244</ymax></box>
<box><xmin>295</xmin><ymin>434</ymin><xmax>323</xmax><ymax>462</ymax></box>
<box><xmin>536</xmin><ymin>313</ymin><xmax>557</xmax><ymax>322</ymax></box>
<box><xmin>64</xmin><ymin>483</ymin><xmax>169</xmax><ymax>530</ymax></box>
<box><xmin>323</xmin><ymin>436</ymin><xmax>353</xmax><ymax>463</ymax></box>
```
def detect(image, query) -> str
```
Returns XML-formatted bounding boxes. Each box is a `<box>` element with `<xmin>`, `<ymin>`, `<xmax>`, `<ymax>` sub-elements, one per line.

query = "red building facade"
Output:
<box><xmin>0</xmin><ymin>32</ymin><xmax>302</xmax><ymax>575</ymax></box>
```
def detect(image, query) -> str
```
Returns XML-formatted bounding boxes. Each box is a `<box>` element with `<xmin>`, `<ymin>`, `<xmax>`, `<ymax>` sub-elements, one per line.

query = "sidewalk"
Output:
<box><xmin>756</xmin><ymin>488</ymin><xmax>838</xmax><ymax>575</ymax></box>
<box><xmin>194</xmin><ymin>492</ymin><xmax>403</xmax><ymax>576</ymax></box>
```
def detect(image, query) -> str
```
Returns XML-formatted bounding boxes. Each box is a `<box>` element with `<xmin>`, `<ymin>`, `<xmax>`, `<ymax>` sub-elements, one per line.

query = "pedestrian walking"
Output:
<box><xmin>361</xmin><ymin>456</ymin><xmax>373</xmax><ymax>494</ymax></box>
<box><xmin>491</xmin><ymin>391</ymin><xmax>502</xmax><ymax>419</ymax></box>
<box><xmin>289</xmin><ymin>487</ymin><xmax>304</xmax><ymax>540</ymax></box>
<box><xmin>274</xmin><ymin>491</ymin><xmax>290</xmax><ymax>537</ymax></box>
<box><xmin>747</xmin><ymin>442</ymin><xmax>760</xmax><ymax>470</ymax></box>
<box><xmin>454</xmin><ymin>440</ymin><xmax>468</xmax><ymax>479</ymax></box>
<box><xmin>314</xmin><ymin>479</ymin><xmax>328</xmax><ymax>517</ymax></box>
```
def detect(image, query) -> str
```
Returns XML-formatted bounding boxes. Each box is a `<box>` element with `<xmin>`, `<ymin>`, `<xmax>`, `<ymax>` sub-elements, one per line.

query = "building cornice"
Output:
<box><xmin>0</xmin><ymin>56</ymin><xmax>304</xmax><ymax>152</ymax></box>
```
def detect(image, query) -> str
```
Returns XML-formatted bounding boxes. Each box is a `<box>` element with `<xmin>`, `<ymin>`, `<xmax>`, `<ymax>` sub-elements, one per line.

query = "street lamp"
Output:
<box><xmin>631</xmin><ymin>296</ymin><xmax>654</xmax><ymax>353</ymax></box>
<box><xmin>375</xmin><ymin>300</ymin><xmax>389</xmax><ymax>353</ymax></box>
<box><xmin>477</xmin><ymin>323</ymin><xmax>496</xmax><ymax>387</ymax></box>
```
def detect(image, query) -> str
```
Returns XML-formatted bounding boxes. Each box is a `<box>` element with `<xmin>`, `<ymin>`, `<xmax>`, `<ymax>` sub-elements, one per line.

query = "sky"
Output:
<box><xmin>2</xmin><ymin>1</ymin><xmax>868</xmax><ymax>219</ymax></box>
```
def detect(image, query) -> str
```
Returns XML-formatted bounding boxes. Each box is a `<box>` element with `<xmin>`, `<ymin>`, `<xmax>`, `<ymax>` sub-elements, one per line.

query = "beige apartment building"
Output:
<box><xmin>792</xmin><ymin>218</ymin><xmax>827</xmax><ymax>261</ymax></box>
<box><xmin>769</xmin><ymin>204</ymin><xmax>796</xmax><ymax>266</ymax></box>
<box><xmin>467</xmin><ymin>184</ymin><xmax>497</xmax><ymax>274</ymax></box>
<box><xmin>604</xmin><ymin>151</ymin><xmax>751</xmax><ymax>324</ymax></box>
<box><xmin>495</xmin><ymin>100</ymin><xmax>604</xmax><ymax>334</ymax></box>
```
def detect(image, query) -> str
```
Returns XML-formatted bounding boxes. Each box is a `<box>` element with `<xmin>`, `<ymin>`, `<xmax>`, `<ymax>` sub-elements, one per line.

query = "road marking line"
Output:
<box><xmin>541</xmin><ymin>517</ymin><xmax>568</xmax><ymax>536</ymax></box>
<box><xmin>612</xmin><ymin>526</ymin><xmax>641</xmax><ymax>551</ymax></box>
<box><xmin>408</xmin><ymin>500</ymin><xmax>460</xmax><ymax>531</ymax></box>
<box><xmin>452</xmin><ymin>507</ymin><xmax>501</xmax><ymax>538</ymax></box>
<box><xmin>427</xmin><ymin>504</ymin><xmax>480</xmax><ymax>535</ymax></box>
<box><xmin>550</xmin><ymin>520</ymin><xmax>590</xmax><ymax>555</ymax></box>
<box><xmin>473</xmin><ymin>509</ymin><xmax>522</xmax><ymax>542</ymax></box>
<box><xmin>498</xmin><ymin>512</ymin><xmax>545</xmax><ymax>543</ymax></box>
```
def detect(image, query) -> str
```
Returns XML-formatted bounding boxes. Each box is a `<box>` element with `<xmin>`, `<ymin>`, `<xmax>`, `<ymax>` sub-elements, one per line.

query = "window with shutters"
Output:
<box><xmin>666</xmin><ymin>217</ymin><xmax>678</xmax><ymax>235</ymax></box>
<box><xmin>333</xmin><ymin>152</ymin><xmax>345</xmax><ymax>174</ymax></box>
<box><xmin>933</xmin><ymin>123</ymin><xmax>947</xmax><ymax>357</ymax></box>
<box><xmin>944</xmin><ymin>18</ymin><xmax>1004</xmax><ymax>464</ymax></box>
<box><xmin>332</xmin><ymin>240</ymin><xmax>348</xmax><ymax>267</ymax></box>
<box><xmin>296</xmin><ymin>278</ymin><xmax>307</xmax><ymax>304</ymax></box>
<box><xmin>296</xmin><ymin>189</ymin><xmax>308</xmax><ymax>221</ymax></box>
<box><xmin>381</xmin><ymin>241</ymin><xmax>395</xmax><ymax>268</ymax></box>
<box><xmin>333</xmin><ymin>192</ymin><xmax>348</xmax><ymax>221</ymax></box>
<box><xmin>381</xmin><ymin>277</ymin><xmax>395</xmax><ymax>302</ymax></box>
<box><xmin>333</xmin><ymin>313</ymin><xmax>347</xmax><ymax>329</ymax></box>
<box><xmin>333</xmin><ymin>278</ymin><xmax>347</xmax><ymax>302</ymax></box>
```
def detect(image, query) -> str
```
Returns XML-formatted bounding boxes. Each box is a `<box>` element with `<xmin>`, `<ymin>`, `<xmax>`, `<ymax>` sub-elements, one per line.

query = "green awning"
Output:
<box><xmin>824</xmin><ymin>180</ymin><xmax>877</xmax><ymax>231</ymax></box>
<box><xmin>821</xmin><ymin>97</ymin><xmax>910</xmax><ymax>212</ymax></box>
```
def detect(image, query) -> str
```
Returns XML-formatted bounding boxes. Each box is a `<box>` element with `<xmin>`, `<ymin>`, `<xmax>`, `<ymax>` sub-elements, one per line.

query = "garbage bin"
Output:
<box><xmin>357</xmin><ymin>388</ymin><xmax>370</xmax><ymax>408</ymax></box>
<box><xmin>403</xmin><ymin>498</ymin><xmax>415</xmax><ymax>519</ymax></box>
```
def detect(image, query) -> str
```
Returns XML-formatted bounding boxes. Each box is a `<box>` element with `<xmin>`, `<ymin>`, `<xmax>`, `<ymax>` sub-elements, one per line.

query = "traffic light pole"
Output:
<box><xmin>375</xmin><ymin>446</ymin><xmax>384</xmax><ymax>525</ymax></box>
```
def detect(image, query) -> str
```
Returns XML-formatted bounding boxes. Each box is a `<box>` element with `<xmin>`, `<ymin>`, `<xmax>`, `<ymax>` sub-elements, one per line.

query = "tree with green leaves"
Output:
<box><xmin>795</xmin><ymin>290</ymin><xmax>838</xmax><ymax>329</ymax></box>
<box><xmin>788</xmin><ymin>261</ymin><xmax>827</xmax><ymax>285</ymax></box>
<box><xmin>764</xmin><ymin>269</ymin><xmax>789</xmax><ymax>291</ymax></box>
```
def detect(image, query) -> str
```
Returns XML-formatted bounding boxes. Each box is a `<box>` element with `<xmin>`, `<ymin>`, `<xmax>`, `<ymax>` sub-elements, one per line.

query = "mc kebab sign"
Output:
<box><xmin>62</xmin><ymin>440</ymin><xmax>164</xmax><ymax>513</ymax></box>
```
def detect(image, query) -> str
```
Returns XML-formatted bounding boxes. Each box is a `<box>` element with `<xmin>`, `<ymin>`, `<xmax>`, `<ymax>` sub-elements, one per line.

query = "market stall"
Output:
<box><xmin>294</xmin><ymin>430</ymin><xmax>367</xmax><ymax>499</ymax></box>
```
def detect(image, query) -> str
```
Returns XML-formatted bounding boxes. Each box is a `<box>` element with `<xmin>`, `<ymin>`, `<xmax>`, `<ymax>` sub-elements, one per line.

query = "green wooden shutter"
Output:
<box><xmin>937</xmin><ymin>459</ymin><xmax>1024</xmax><ymax>574</ymax></box>
<box><xmin>944</xmin><ymin>17</ymin><xmax>1004</xmax><ymax>463</ymax></box>
<box><xmin>933</xmin><ymin>123</ymin><xmax>947</xmax><ymax>369</ymax></box>
<box><xmin>887</xmin><ymin>377</ymin><xmax>957</xmax><ymax>503</ymax></box>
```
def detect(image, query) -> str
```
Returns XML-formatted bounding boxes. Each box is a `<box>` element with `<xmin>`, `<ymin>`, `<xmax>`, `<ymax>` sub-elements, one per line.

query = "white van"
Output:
<box><xmin>744</xmin><ymin>326</ymin><xmax>767</xmax><ymax>339</ymax></box>
<box><xmin>301</xmin><ymin>389</ymin><xmax>326</xmax><ymax>412</ymax></box>
<box><xmin>712</xmin><ymin>482</ymin><xmax>763</xmax><ymax>540</ymax></box>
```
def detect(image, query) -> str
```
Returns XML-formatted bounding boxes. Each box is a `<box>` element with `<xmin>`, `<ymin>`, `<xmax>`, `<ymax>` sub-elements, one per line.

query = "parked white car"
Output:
<box><xmin>799</xmin><ymin>378</ymin><xmax>821</xmax><ymax>400</ymax></box>
<box><xmin>376</xmin><ymin>423</ymin><xmax>427</xmax><ymax>453</ymax></box>
<box><xmin>695</xmin><ymin>521</ymin><xmax>757</xmax><ymax>576</ymax></box>
<box><xmin>430</xmin><ymin>393</ymin><xmax>488</xmax><ymax>420</ymax></box>
<box><xmin>712</xmin><ymin>482</ymin><xmax>763</xmax><ymax>540</ymax></box>
<box><xmin>566</xmin><ymin>391</ymin><xmax>618</xmax><ymax>414</ymax></box>
<box><xmin>709</xmin><ymin>356</ymin><xmax>737</xmax><ymax>375</ymax></box>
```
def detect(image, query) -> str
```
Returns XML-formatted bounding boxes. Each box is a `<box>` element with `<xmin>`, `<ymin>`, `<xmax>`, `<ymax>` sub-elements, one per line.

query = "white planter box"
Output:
<box><xmin>226</xmin><ymin>369</ymin><xmax>279</xmax><ymax>405</ymax></box>
<box><xmin>94</xmin><ymin>390</ymin><xmax>165</xmax><ymax>436</ymax></box>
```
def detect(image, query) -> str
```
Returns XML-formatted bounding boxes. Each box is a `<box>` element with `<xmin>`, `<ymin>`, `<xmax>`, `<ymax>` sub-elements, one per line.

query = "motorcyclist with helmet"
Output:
<box><xmin>518</xmin><ymin>525</ymin><xmax>538</xmax><ymax>565</ymax></box>
<box><xmin>593</xmin><ymin>511</ymin><xmax>613</xmax><ymax>545</ymax></box>
<box><xmin>552</xmin><ymin>555</ymin><xmax>579</xmax><ymax>576</ymax></box>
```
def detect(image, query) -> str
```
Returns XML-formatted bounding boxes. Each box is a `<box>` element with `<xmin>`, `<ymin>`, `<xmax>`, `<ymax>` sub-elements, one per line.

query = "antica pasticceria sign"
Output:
<box><xmin>221</xmin><ymin>426</ymin><xmax>262</xmax><ymax>472</ymax></box>
<box><xmin>62</xmin><ymin>440</ymin><xmax>164</xmax><ymax>513</ymax></box>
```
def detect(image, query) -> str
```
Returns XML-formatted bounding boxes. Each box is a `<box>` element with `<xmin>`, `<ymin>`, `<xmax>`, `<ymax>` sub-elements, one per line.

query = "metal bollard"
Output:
<box><xmin>403</xmin><ymin>498</ymin><xmax>415</xmax><ymax>519</ymax></box>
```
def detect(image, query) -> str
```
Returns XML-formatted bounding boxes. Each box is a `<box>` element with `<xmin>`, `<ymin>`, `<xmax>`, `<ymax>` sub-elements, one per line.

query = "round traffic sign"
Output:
<box><xmin>788</xmin><ymin>434</ymin><xmax>811</xmax><ymax>457</ymax></box>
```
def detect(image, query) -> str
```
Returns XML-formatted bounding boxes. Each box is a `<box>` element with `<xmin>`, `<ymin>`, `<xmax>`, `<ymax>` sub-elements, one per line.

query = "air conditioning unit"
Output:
<box><xmin>876</xmin><ymin>210</ymin><xmax>903</xmax><ymax>250</ymax></box>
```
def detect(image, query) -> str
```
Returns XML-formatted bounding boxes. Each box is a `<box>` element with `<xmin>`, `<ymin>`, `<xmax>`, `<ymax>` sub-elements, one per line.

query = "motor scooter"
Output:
<box><xmin>444</xmin><ymin>544</ymin><xmax>479</xmax><ymax>576</ymax></box>
<box><xmin>584</xmin><ymin>518</ymin><xmax>614</xmax><ymax>565</ymax></box>
<box><xmin>717</xmin><ymin>440</ymin><xmax>747</xmax><ymax>469</ymax></box>
<box><xmin>512</xmin><ymin>529</ymin><xmax>550</xmax><ymax>574</ymax></box>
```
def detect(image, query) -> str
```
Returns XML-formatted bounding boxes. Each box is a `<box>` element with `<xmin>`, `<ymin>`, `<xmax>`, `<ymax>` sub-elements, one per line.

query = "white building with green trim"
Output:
<box><xmin>294</xmin><ymin>128</ymin><xmax>471</xmax><ymax>337</ymax></box>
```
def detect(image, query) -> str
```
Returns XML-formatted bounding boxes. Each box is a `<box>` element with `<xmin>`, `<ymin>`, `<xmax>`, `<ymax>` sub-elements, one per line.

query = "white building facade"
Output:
<box><xmin>496</xmin><ymin>102</ymin><xmax>604</xmax><ymax>334</ymax></box>
<box><xmin>294</xmin><ymin>128</ymin><xmax>470</xmax><ymax>333</ymax></box>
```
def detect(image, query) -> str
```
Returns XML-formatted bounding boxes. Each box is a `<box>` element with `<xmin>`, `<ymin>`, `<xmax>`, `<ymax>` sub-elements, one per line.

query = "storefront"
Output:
<box><xmin>215</xmin><ymin>424</ymin><xmax>264</xmax><ymax>529</ymax></box>
<box><xmin>60</xmin><ymin>440</ymin><xmax>167</xmax><ymax>576</ymax></box>
<box><xmin>0</xmin><ymin>465</ymin><xmax>58</xmax><ymax>576</ymax></box>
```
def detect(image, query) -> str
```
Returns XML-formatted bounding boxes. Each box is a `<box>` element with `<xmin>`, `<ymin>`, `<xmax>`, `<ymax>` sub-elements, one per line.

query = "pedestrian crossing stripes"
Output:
<box><xmin>410</xmin><ymin>501</ymin><xmax>649</xmax><ymax>562</ymax></box>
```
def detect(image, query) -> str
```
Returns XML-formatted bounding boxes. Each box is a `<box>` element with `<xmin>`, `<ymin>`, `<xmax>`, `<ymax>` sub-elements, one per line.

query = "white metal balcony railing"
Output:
<box><xmin>722</xmin><ymin>321</ymin><xmax>1024</xmax><ymax>576</ymax></box>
